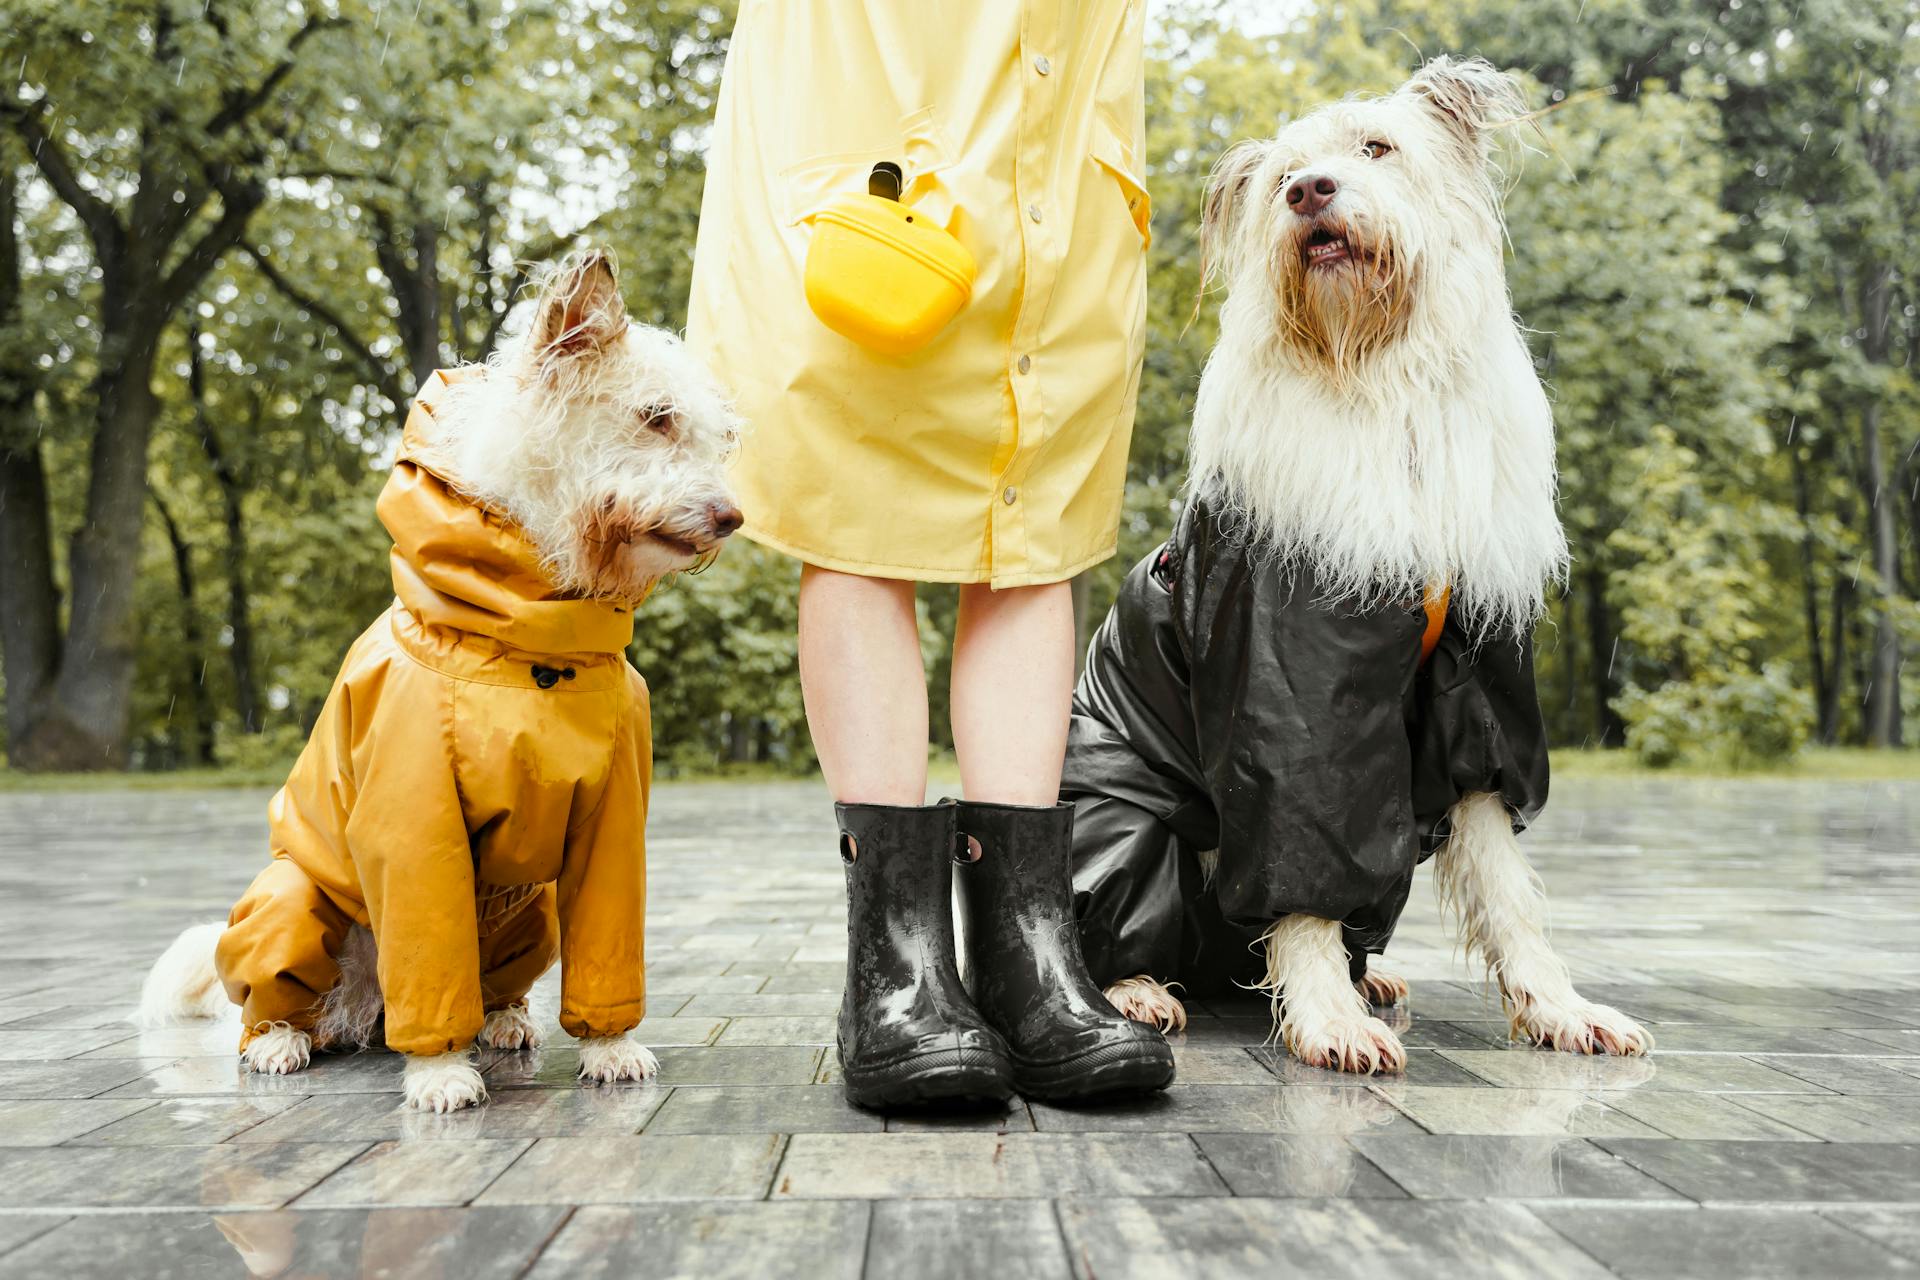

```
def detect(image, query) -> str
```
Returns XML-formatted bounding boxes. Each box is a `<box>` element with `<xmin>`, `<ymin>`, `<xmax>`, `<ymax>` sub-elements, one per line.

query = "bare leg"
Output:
<box><xmin>798</xmin><ymin>565</ymin><xmax>928</xmax><ymax>804</ymax></box>
<box><xmin>951</xmin><ymin>581</ymin><xmax>1075</xmax><ymax>804</ymax></box>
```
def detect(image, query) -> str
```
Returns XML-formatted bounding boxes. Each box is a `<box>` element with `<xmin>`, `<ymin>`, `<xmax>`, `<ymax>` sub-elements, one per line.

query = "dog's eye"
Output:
<box><xmin>1362</xmin><ymin>140</ymin><xmax>1393</xmax><ymax>160</ymax></box>
<box><xmin>637</xmin><ymin>406</ymin><xmax>679</xmax><ymax>439</ymax></box>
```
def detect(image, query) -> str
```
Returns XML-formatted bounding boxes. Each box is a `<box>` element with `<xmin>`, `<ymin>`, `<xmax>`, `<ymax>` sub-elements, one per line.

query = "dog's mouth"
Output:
<box><xmin>1302</xmin><ymin>226</ymin><xmax>1355</xmax><ymax>269</ymax></box>
<box><xmin>643</xmin><ymin>530</ymin><xmax>706</xmax><ymax>560</ymax></box>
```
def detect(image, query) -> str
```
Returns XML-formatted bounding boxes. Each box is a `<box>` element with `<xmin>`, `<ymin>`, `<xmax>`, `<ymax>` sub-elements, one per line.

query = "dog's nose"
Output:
<box><xmin>708</xmin><ymin>503</ymin><xmax>744</xmax><ymax>539</ymax></box>
<box><xmin>1286</xmin><ymin>172</ymin><xmax>1339</xmax><ymax>217</ymax></box>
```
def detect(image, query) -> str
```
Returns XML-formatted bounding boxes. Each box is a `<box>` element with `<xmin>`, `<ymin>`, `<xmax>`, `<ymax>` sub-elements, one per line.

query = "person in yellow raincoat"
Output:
<box><xmin>215</xmin><ymin>370</ymin><xmax>651</xmax><ymax>1066</ymax></box>
<box><xmin>688</xmin><ymin>0</ymin><xmax>1174</xmax><ymax>1107</ymax></box>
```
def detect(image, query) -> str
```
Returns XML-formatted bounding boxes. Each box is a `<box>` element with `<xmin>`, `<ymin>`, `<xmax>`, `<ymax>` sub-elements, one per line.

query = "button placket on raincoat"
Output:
<box><xmin>689</xmin><ymin>0</ymin><xmax>1149</xmax><ymax>588</ymax></box>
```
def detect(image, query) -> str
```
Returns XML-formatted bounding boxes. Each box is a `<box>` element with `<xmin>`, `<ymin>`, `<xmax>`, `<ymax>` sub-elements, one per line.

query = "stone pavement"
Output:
<box><xmin>0</xmin><ymin>776</ymin><xmax>1917</xmax><ymax>1278</ymax></box>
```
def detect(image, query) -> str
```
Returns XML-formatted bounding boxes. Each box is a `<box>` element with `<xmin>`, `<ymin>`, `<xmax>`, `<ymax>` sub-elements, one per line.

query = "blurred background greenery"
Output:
<box><xmin>0</xmin><ymin>0</ymin><xmax>1913</xmax><ymax>778</ymax></box>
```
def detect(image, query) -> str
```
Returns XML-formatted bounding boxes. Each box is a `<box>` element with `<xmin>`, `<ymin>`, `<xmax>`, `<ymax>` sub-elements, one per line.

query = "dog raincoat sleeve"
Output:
<box><xmin>216</xmin><ymin>370</ymin><xmax>653</xmax><ymax>1055</ymax></box>
<box><xmin>1063</xmin><ymin>498</ymin><xmax>1550</xmax><ymax>989</ymax></box>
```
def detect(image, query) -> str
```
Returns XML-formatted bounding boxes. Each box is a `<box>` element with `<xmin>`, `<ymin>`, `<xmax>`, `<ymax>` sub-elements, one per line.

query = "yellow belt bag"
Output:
<box><xmin>803</xmin><ymin>163</ymin><xmax>977</xmax><ymax>357</ymax></box>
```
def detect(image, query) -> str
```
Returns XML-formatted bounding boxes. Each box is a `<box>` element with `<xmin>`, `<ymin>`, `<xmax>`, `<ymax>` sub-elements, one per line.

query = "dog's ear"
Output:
<box><xmin>1402</xmin><ymin>56</ymin><xmax>1526</xmax><ymax>151</ymax></box>
<box><xmin>531</xmin><ymin>248</ymin><xmax>628</xmax><ymax>360</ymax></box>
<box><xmin>1200</xmin><ymin>139</ymin><xmax>1269</xmax><ymax>287</ymax></box>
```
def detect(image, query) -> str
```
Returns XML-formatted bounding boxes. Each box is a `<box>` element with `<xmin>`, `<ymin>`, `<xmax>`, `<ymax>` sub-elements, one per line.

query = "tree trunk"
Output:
<box><xmin>0</xmin><ymin>162</ymin><xmax>63</xmax><ymax>758</ymax></box>
<box><xmin>11</xmin><ymin>312</ymin><xmax>163</xmax><ymax>770</ymax></box>
<box><xmin>1583</xmin><ymin>564</ymin><xmax>1627</xmax><ymax>747</ymax></box>
<box><xmin>189</xmin><ymin>338</ymin><xmax>263</xmax><ymax>733</ymax></box>
<box><xmin>1790</xmin><ymin>446</ymin><xmax>1829</xmax><ymax>725</ymax></box>
<box><xmin>1857</xmin><ymin>260</ymin><xmax>1901</xmax><ymax>747</ymax></box>
<box><xmin>1820</xmin><ymin>576</ymin><xmax>1851</xmax><ymax>744</ymax></box>
<box><xmin>150</xmin><ymin>492</ymin><xmax>216</xmax><ymax>766</ymax></box>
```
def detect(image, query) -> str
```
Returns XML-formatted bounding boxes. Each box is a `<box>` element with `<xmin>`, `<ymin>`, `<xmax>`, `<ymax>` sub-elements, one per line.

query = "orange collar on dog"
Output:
<box><xmin>1420</xmin><ymin>584</ymin><xmax>1451</xmax><ymax>665</ymax></box>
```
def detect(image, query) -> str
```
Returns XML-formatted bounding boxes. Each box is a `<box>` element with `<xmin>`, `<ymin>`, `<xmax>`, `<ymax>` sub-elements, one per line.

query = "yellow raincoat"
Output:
<box><xmin>688</xmin><ymin>0</ymin><xmax>1150</xmax><ymax>587</ymax></box>
<box><xmin>216</xmin><ymin>370</ymin><xmax>652</xmax><ymax>1056</ymax></box>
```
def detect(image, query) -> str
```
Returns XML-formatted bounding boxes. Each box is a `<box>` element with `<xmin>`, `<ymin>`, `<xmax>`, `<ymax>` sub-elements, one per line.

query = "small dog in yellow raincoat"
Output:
<box><xmin>138</xmin><ymin>250</ymin><xmax>743</xmax><ymax>1112</ymax></box>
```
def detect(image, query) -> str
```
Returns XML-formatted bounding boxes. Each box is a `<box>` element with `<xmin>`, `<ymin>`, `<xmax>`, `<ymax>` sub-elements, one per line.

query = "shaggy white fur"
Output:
<box><xmin>427</xmin><ymin>250</ymin><xmax>743</xmax><ymax>603</ymax></box>
<box><xmin>241</xmin><ymin>1023</ymin><xmax>312</xmax><ymax>1075</ymax></box>
<box><xmin>1103</xmin><ymin>975</ymin><xmax>1189</xmax><ymax>1033</ymax></box>
<box><xmin>135</xmin><ymin>921</ymin><xmax>230</xmax><ymax>1027</ymax></box>
<box><xmin>1354</xmin><ymin>964</ymin><xmax>1410</xmax><ymax>1007</ymax></box>
<box><xmin>479</xmin><ymin>1001</ymin><xmax>545</xmax><ymax>1051</ymax></box>
<box><xmin>1257</xmin><ymin>915</ymin><xmax>1408</xmax><ymax>1074</ymax></box>
<box><xmin>1436</xmin><ymin>792</ymin><xmax>1652</xmax><ymax>1055</ymax></box>
<box><xmin>1188</xmin><ymin>57</ymin><xmax>1567</xmax><ymax>636</ymax></box>
<box><xmin>311</xmin><ymin>924</ymin><xmax>382</xmax><ymax>1051</ymax></box>
<box><xmin>577</xmin><ymin>1033</ymin><xmax>660</xmax><ymax>1084</ymax></box>
<box><xmin>403</xmin><ymin>1051</ymin><xmax>489</xmax><ymax>1113</ymax></box>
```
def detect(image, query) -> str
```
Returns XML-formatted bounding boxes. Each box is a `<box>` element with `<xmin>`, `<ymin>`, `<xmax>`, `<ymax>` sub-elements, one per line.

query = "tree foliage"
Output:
<box><xmin>0</xmin><ymin>0</ymin><xmax>1913</xmax><ymax>774</ymax></box>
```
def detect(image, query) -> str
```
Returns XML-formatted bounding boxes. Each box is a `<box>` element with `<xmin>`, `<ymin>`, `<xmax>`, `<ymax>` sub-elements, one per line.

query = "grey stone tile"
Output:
<box><xmin>0</xmin><ymin>1005</ymin><xmax>137</xmax><ymax>1030</ymax></box>
<box><xmin>867</xmin><ymin>1199</ymin><xmax>1071</xmax><ymax>1278</ymax></box>
<box><xmin>772</xmin><ymin>1133</ymin><xmax>1224</xmax><ymax>1198</ymax></box>
<box><xmin>760</xmin><ymin>964</ymin><xmax>847</xmax><ymax>995</ymax></box>
<box><xmin>1254</xmin><ymin>1045</ymin><xmax>1492</xmax><ymax>1088</ymax></box>
<box><xmin>1351</xmin><ymin>1134</ymin><xmax>1684</xmax><ymax>1200</ymax></box>
<box><xmin>0</xmin><ymin>1214</ymin><xmax>67</xmax><ymax>1256</ymax></box>
<box><xmin>0</xmin><ymin>1058</ymin><xmax>171</xmax><ymax>1099</ymax></box>
<box><xmin>1397</xmin><ymin>1019</ymin><xmax>1511</xmax><ymax>1050</ymax></box>
<box><xmin>883</xmin><ymin>1101</ymin><xmax>1035</xmax><ymax>1133</ymax></box>
<box><xmin>1599</xmin><ymin>1138</ymin><xmax>1920</xmax><ymax>1203</ymax></box>
<box><xmin>654</xmin><ymin>1045</ymin><xmax>826</xmax><ymax>1086</ymax></box>
<box><xmin>1648</xmin><ymin>1025</ymin><xmax>1900</xmax><ymax>1055</ymax></box>
<box><xmin>476</xmin><ymin>1133</ymin><xmax>785</xmax><ymax>1203</ymax></box>
<box><xmin>0</xmin><ymin>1027</ymin><xmax>142</xmax><ymax>1060</ymax></box>
<box><xmin>0</xmin><ymin>1142</ymin><xmax>366</xmax><ymax>1210</ymax></box>
<box><xmin>1030</xmin><ymin>1083</ymin><xmax>1421</xmax><ymax>1135</ymax></box>
<box><xmin>1191</xmin><ymin>1133</ymin><xmax>1409</xmax><ymax>1198</ymax></box>
<box><xmin>0</xmin><ymin>1097</ymin><xmax>153</xmax><ymax>1146</ymax></box>
<box><xmin>1055</xmin><ymin>1197</ymin><xmax>1615</xmax><ymax>1279</ymax></box>
<box><xmin>1533</xmin><ymin>1205</ymin><xmax>1919</xmax><ymax>1279</ymax></box>
<box><xmin>97</xmin><ymin>1051</ymin><xmax>406</xmax><ymax>1098</ymax></box>
<box><xmin>1730</xmin><ymin>1094</ymin><xmax>1920</xmax><ymax>1142</ymax></box>
<box><xmin>529</xmin><ymin>1201</ymin><xmax>868</xmax><ymax>1280</ymax></box>
<box><xmin>1440</xmin><ymin>1049</ymin><xmax>1823</xmax><ymax>1094</ymax></box>
<box><xmin>1826</xmin><ymin>1208</ymin><xmax>1920</xmax><ymax>1262</ymax></box>
<box><xmin>1601</xmin><ymin>1089</ymin><xmax>1823</xmax><ymax>1141</ymax></box>
<box><xmin>1748</xmin><ymin>1054</ymin><xmax>1920</xmax><ymax>1094</ymax></box>
<box><xmin>1842</xmin><ymin>1028</ymin><xmax>1920</xmax><ymax>1054</ymax></box>
<box><xmin>714</xmin><ymin>1015</ymin><xmax>836</xmax><ymax>1046</ymax></box>
<box><xmin>236</xmin><ymin>1084</ymin><xmax>669</xmax><ymax>1143</ymax></box>
<box><xmin>644</xmin><ymin>1084</ymin><xmax>881</xmax><ymax>1134</ymax></box>
<box><xmin>74</xmin><ymin>1022</ymin><xmax>238</xmax><ymax>1059</ymax></box>
<box><xmin>1167</xmin><ymin>1045</ymin><xmax>1279</xmax><ymax>1084</ymax></box>
<box><xmin>1376</xmin><ymin>1086</ymin><xmax>1664</xmax><ymax>1137</ymax></box>
<box><xmin>631</xmin><ymin>1014</ymin><xmax>729</xmax><ymax>1045</ymax></box>
<box><xmin>0</xmin><ymin>1207</ymin><xmax>568</xmax><ymax>1278</ymax></box>
<box><xmin>295</xmin><ymin>1137</ymin><xmax>532</xmax><ymax>1207</ymax></box>
<box><xmin>1168</xmin><ymin>1016</ymin><xmax>1281</xmax><ymax>1048</ymax></box>
<box><xmin>680</xmin><ymin>992</ymin><xmax>841</xmax><ymax>1017</ymax></box>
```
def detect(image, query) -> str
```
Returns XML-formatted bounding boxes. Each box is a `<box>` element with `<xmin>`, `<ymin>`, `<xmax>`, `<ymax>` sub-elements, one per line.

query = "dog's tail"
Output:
<box><xmin>136</xmin><ymin>921</ymin><xmax>231</xmax><ymax>1027</ymax></box>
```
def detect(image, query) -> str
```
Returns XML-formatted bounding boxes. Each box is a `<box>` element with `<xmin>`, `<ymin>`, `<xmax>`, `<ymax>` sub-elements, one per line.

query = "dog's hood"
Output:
<box><xmin>377</xmin><ymin>368</ymin><xmax>635</xmax><ymax>658</ymax></box>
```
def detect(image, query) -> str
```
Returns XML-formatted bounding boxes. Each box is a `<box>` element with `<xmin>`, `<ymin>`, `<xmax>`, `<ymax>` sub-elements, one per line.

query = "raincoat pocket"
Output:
<box><xmin>780</xmin><ymin>107</ymin><xmax>959</xmax><ymax>229</ymax></box>
<box><xmin>1091</xmin><ymin>114</ymin><xmax>1152</xmax><ymax>251</ymax></box>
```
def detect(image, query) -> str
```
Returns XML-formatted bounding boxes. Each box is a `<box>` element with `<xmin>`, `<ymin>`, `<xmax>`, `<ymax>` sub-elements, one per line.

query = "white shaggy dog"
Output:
<box><xmin>1066</xmin><ymin>59</ymin><xmax>1648</xmax><ymax>1072</ymax></box>
<box><xmin>140</xmin><ymin>249</ymin><xmax>739</xmax><ymax>1111</ymax></box>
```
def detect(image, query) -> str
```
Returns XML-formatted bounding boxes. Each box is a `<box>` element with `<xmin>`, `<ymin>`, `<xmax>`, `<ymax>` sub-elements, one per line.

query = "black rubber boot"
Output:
<box><xmin>834</xmin><ymin>802</ymin><xmax>1014</xmax><ymax>1109</ymax></box>
<box><xmin>954</xmin><ymin>800</ymin><xmax>1176</xmax><ymax>1101</ymax></box>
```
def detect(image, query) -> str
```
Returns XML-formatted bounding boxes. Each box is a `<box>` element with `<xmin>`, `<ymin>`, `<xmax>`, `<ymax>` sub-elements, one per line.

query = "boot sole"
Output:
<box><xmin>1014</xmin><ymin>1038</ymin><xmax>1176</xmax><ymax>1102</ymax></box>
<box><xmin>840</xmin><ymin>1044</ymin><xmax>1014</xmax><ymax>1110</ymax></box>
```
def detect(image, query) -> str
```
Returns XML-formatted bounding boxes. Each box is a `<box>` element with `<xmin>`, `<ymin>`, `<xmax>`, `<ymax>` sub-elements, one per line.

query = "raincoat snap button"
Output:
<box><xmin>1034</xmin><ymin>54</ymin><xmax>1051</xmax><ymax>75</ymax></box>
<box><xmin>1016</xmin><ymin>354</ymin><xmax>1032</xmax><ymax>374</ymax></box>
<box><xmin>1004</xmin><ymin>486</ymin><xmax>1018</xmax><ymax>505</ymax></box>
<box><xmin>1027</xmin><ymin>203</ymin><xmax>1043</xmax><ymax>224</ymax></box>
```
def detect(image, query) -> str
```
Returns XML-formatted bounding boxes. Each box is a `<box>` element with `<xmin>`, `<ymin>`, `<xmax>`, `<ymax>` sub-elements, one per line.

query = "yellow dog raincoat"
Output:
<box><xmin>216</xmin><ymin>370</ymin><xmax>651</xmax><ymax>1055</ymax></box>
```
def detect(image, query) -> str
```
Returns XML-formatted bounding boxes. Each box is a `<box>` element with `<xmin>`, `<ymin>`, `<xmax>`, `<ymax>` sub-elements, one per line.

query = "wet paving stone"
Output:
<box><xmin>0</xmin><ymin>776</ymin><xmax>1915</xmax><ymax>1275</ymax></box>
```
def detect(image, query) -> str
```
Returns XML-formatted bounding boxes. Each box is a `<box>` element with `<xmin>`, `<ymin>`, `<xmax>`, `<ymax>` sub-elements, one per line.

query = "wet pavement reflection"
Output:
<box><xmin>0</xmin><ymin>777</ymin><xmax>1916</xmax><ymax>1277</ymax></box>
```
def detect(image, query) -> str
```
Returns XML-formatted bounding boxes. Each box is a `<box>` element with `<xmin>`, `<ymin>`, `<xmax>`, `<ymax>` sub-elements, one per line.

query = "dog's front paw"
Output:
<box><xmin>402</xmin><ymin>1052</ymin><xmax>488</xmax><ymax>1112</ymax></box>
<box><xmin>1508</xmin><ymin>990</ymin><xmax>1652</xmax><ymax>1057</ymax></box>
<box><xmin>577</xmin><ymin>1034</ymin><xmax>659</xmax><ymax>1084</ymax></box>
<box><xmin>1284</xmin><ymin>1013</ymin><xmax>1408</xmax><ymax>1074</ymax></box>
<box><xmin>479</xmin><ymin>1003</ymin><xmax>545</xmax><ymax>1051</ymax></box>
<box><xmin>241</xmin><ymin>1023</ymin><xmax>311</xmax><ymax>1075</ymax></box>
<box><xmin>1103</xmin><ymin>975</ymin><xmax>1187</xmax><ymax>1033</ymax></box>
<box><xmin>1355</xmin><ymin>965</ymin><xmax>1409</xmax><ymax>1007</ymax></box>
